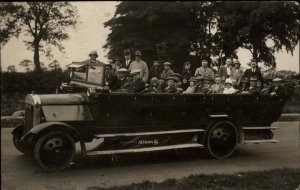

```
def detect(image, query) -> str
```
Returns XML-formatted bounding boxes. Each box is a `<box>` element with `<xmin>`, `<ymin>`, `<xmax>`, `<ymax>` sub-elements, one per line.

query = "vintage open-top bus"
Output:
<box><xmin>11</xmin><ymin>61</ymin><xmax>295</xmax><ymax>172</ymax></box>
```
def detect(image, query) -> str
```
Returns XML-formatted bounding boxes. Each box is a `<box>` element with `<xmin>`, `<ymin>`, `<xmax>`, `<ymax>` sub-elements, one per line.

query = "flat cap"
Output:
<box><xmin>117</xmin><ymin>68</ymin><xmax>129</xmax><ymax>72</ymax></box>
<box><xmin>130</xmin><ymin>69</ymin><xmax>141</xmax><ymax>75</ymax></box>
<box><xmin>163</xmin><ymin>62</ymin><xmax>172</xmax><ymax>66</ymax></box>
<box><xmin>166</xmin><ymin>76</ymin><xmax>178</xmax><ymax>82</ymax></box>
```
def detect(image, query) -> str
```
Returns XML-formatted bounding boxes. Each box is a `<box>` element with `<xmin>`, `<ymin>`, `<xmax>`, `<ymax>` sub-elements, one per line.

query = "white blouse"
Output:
<box><xmin>223</xmin><ymin>87</ymin><xmax>236</xmax><ymax>94</ymax></box>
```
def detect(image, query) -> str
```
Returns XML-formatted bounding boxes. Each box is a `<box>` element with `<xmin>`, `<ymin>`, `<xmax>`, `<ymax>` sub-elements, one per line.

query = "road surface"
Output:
<box><xmin>1</xmin><ymin>121</ymin><xmax>299</xmax><ymax>190</ymax></box>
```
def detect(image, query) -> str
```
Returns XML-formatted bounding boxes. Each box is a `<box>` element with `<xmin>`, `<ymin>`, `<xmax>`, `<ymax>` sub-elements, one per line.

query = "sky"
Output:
<box><xmin>1</xmin><ymin>1</ymin><xmax>299</xmax><ymax>73</ymax></box>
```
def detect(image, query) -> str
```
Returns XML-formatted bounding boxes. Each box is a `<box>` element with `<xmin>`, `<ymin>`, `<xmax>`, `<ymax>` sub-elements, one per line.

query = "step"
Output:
<box><xmin>95</xmin><ymin>129</ymin><xmax>204</xmax><ymax>138</ymax></box>
<box><xmin>242</xmin><ymin>127</ymin><xmax>279</xmax><ymax>130</ymax></box>
<box><xmin>86</xmin><ymin>143</ymin><xmax>204</xmax><ymax>156</ymax></box>
<box><xmin>244</xmin><ymin>139</ymin><xmax>279</xmax><ymax>144</ymax></box>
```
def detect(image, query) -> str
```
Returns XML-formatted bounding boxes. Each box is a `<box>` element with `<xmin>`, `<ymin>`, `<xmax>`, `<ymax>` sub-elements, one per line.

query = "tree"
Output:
<box><xmin>17</xmin><ymin>2</ymin><xmax>79</xmax><ymax>72</ymax></box>
<box><xmin>18</xmin><ymin>59</ymin><xmax>33</xmax><ymax>72</ymax></box>
<box><xmin>48</xmin><ymin>60</ymin><xmax>61</xmax><ymax>71</ymax></box>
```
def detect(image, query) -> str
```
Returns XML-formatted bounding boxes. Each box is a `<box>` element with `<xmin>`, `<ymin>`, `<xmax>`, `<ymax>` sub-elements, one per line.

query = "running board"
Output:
<box><xmin>86</xmin><ymin>143</ymin><xmax>204</xmax><ymax>156</ymax></box>
<box><xmin>95</xmin><ymin>129</ymin><xmax>204</xmax><ymax>138</ymax></box>
<box><xmin>244</xmin><ymin>139</ymin><xmax>279</xmax><ymax>144</ymax></box>
<box><xmin>243</xmin><ymin>127</ymin><xmax>279</xmax><ymax>130</ymax></box>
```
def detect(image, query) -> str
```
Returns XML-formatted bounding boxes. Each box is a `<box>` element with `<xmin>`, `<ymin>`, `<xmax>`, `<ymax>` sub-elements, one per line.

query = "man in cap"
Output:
<box><xmin>269</xmin><ymin>78</ymin><xmax>285</xmax><ymax>97</ymax></box>
<box><xmin>210</xmin><ymin>74</ymin><xmax>225</xmax><ymax>94</ymax></box>
<box><xmin>183</xmin><ymin>77</ymin><xmax>197</xmax><ymax>94</ymax></box>
<box><xmin>248</xmin><ymin>76</ymin><xmax>261</xmax><ymax>94</ymax></box>
<box><xmin>129</xmin><ymin>50</ymin><xmax>149</xmax><ymax>83</ymax></box>
<box><xmin>104</xmin><ymin>64</ymin><xmax>119</xmax><ymax>91</ymax></box>
<box><xmin>194</xmin><ymin>76</ymin><xmax>204</xmax><ymax>93</ymax></box>
<box><xmin>200</xmin><ymin>76</ymin><xmax>214</xmax><ymax>94</ymax></box>
<box><xmin>194</xmin><ymin>59</ymin><xmax>215</xmax><ymax>80</ymax></box>
<box><xmin>161</xmin><ymin>62</ymin><xmax>174</xmax><ymax>79</ymax></box>
<box><xmin>219</xmin><ymin>57</ymin><xmax>233</xmax><ymax>81</ymax></box>
<box><xmin>149</xmin><ymin>61</ymin><xmax>162</xmax><ymax>81</ymax></box>
<box><xmin>237</xmin><ymin>77</ymin><xmax>249</xmax><ymax>94</ymax></box>
<box><xmin>242</xmin><ymin>58</ymin><xmax>264</xmax><ymax>85</ymax></box>
<box><xmin>231</xmin><ymin>60</ymin><xmax>244</xmax><ymax>86</ymax></box>
<box><xmin>260</xmin><ymin>77</ymin><xmax>273</xmax><ymax>94</ymax></box>
<box><xmin>129</xmin><ymin>69</ymin><xmax>146</xmax><ymax>93</ymax></box>
<box><xmin>123</xmin><ymin>49</ymin><xmax>133</xmax><ymax>69</ymax></box>
<box><xmin>165</xmin><ymin>77</ymin><xmax>178</xmax><ymax>93</ymax></box>
<box><xmin>172</xmin><ymin>73</ymin><xmax>184</xmax><ymax>93</ymax></box>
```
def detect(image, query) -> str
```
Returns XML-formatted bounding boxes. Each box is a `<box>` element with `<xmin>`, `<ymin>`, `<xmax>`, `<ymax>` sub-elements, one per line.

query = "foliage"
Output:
<box><xmin>6</xmin><ymin>65</ymin><xmax>16</xmax><ymax>73</ymax></box>
<box><xmin>18</xmin><ymin>59</ymin><xmax>33</xmax><ymax>72</ymax></box>
<box><xmin>104</xmin><ymin>2</ymin><xmax>300</xmax><ymax>69</ymax></box>
<box><xmin>3</xmin><ymin>2</ymin><xmax>79</xmax><ymax>72</ymax></box>
<box><xmin>0</xmin><ymin>2</ymin><xmax>22</xmax><ymax>46</ymax></box>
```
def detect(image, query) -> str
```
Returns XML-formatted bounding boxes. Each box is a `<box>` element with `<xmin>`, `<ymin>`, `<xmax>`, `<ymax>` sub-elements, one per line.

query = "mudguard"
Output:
<box><xmin>22</xmin><ymin>121</ymin><xmax>87</xmax><ymax>156</ymax></box>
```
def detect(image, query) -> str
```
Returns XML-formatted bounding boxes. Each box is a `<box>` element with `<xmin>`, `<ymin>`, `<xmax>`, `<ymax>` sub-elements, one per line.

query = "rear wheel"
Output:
<box><xmin>12</xmin><ymin>125</ymin><xmax>33</xmax><ymax>155</ymax></box>
<box><xmin>34</xmin><ymin>131</ymin><xmax>75</xmax><ymax>172</ymax></box>
<box><xmin>206</xmin><ymin>121</ymin><xmax>238</xmax><ymax>159</ymax></box>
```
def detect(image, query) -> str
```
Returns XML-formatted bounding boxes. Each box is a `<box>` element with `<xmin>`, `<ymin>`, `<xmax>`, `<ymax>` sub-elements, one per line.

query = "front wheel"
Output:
<box><xmin>206</xmin><ymin>121</ymin><xmax>238</xmax><ymax>159</ymax></box>
<box><xmin>34</xmin><ymin>131</ymin><xmax>75</xmax><ymax>172</ymax></box>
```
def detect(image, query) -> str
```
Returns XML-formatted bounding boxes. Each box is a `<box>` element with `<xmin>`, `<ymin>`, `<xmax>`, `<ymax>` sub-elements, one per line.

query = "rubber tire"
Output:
<box><xmin>12</xmin><ymin>125</ymin><xmax>33</xmax><ymax>155</ymax></box>
<box><xmin>34</xmin><ymin>131</ymin><xmax>75</xmax><ymax>172</ymax></box>
<box><xmin>205</xmin><ymin>121</ymin><xmax>238</xmax><ymax>159</ymax></box>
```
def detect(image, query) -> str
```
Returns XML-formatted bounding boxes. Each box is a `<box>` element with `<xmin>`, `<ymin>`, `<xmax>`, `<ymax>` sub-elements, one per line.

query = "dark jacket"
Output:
<box><xmin>248</xmin><ymin>86</ymin><xmax>261</xmax><ymax>94</ymax></box>
<box><xmin>165</xmin><ymin>85</ymin><xmax>178</xmax><ymax>93</ymax></box>
<box><xmin>149</xmin><ymin>67</ymin><xmax>163</xmax><ymax>81</ymax></box>
<box><xmin>181</xmin><ymin>69</ymin><xmax>193</xmax><ymax>80</ymax></box>
<box><xmin>122</xmin><ymin>58</ymin><xmax>134</xmax><ymax>69</ymax></box>
<box><xmin>242</xmin><ymin>68</ymin><xmax>264</xmax><ymax>84</ymax></box>
<box><xmin>105</xmin><ymin>74</ymin><xmax>119</xmax><ymax>91</ymax></box>
<box><xmin>269</xmin><ymin>86</ymin><xmax>285</xmax><ymax>96</ymax></box>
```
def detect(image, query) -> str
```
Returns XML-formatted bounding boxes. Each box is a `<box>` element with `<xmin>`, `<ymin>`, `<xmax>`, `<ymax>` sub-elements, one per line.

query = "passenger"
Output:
<box><xmin>195</xmin><ymin>59</ymin><xmax>215</xmax><ymax>80</ymax></box>
<box><xmin>194</xmin><ymin>76</ymin><xmax>204</xmax><ymax>93</ymax></box>
<box><xmin>223</xmin><ymin>78</ymin><xmax>236</xmax><ymax>94</ymax></box>
<box><xmin>181</xmin><ymin>61</ymin><xmax>193</xmax><ymax>80</ymax></box>
<box><xmin>200</xmin><ymin>77</ymin><xmax>213</xmax><ymax>94</ymax></box>
<box><xmin>181</xmin><ymin>77</ymin><xmax>189</xmax><ymax>91</ymax></box>
<box><xmin>157</xmin><ymin>78</ymin><xmax>166</xmax><ymax>93</ymax></box>
<box><xmin>148</xmin><ymin>77</ymin><xmax>160</xmax><ymax>93</ymax></box>
<box><xmin>104</xmin><ymin>64</ymin><xmax>119</xmax><ymax>91</ymax></box>
<box><xmin>269</xmin><ymin>78</ymin><xmax>285</xmax><ymax>97</ymax></box>
<box><xmin>237</xmin><ymin>78</ymin><xmax>249</xmax><ymax>93</ymax></box>
<box><xmin>88</xmin><ymin>50</ymin><xmax>99</xmax><ymax>63</ymax></box>
<box><xmin>219</xmin><ymin>57</ymin><xmax>233</xmax><ymax>81</ymax></box>
<box><xmin>149</xmin><ymin>61</ymin><xmax>162</xmax><ymax>81</ymax></box>
<box><xmin>242</xmin><ymin>59</ymin><xmax>264</xmax><ymax>85</ymax></box>
<box><xmin>231</xmin><ymin>60</ymin><xmax>244</xmax><ymax>86</ymax></box>
<box><xmin>116</xmin><ymin>68</ymin><xmax>129</xmax><ymax>91</ymax></box>
<box><xmin>231</xmin><ymin>79</ymin><xmax>238</xmax><ymax>90</ymax></box>
<box><xmin>256</xmin><ymin>80</ymin><xmax>262</xmax><ymax>90</ymax></box>
<box><xmin>210</xmin><ymin>75</ymin><xmax>225</xmax><ymax>94</ymax></box>
<box><xmin>122</xmin><ymin>72</ymin><xmax>134</xmax><ymax>92</ymax></box>
<box><xmin>113</xmin><ymin>57</ymin><xmax>122</xmax><ymax>76</ymax></box>
<box><xmin>129</xmin><ymin>50</ymin><xmax>149</xmax><ymax>83</ymax></box>
<box><xmin>183</xmin><ymin>77</ymin><xmax>197</xmax><ymax>94</ymax></box>
<box><xmin>123</xmin><ymin>49</ymin><xmax>133</xmax><ymax>69</ymax></box>
<box><xmin>261</xmin><ymin>81</ymin><xmax>271</xmax><ymax>94</ymax></box>
<box><xmin>161</xmin><ymin>62</ymin><xmax>174</xmax><ymax>79</ymax></box>
<box><xmin>248</xmin><ymin>77</ymin><xmax>261</xmax><ymax>94</ymax></box>
<box><xmin>165</xmin><ymin>77</ymin><xmax>178</xmax><ymax>93</ymax></box>
<box><xmin>172</xmin><ymin>73</ymin><xmax>184</xmax><ymax>93</ymax></box>
<box><xmin>129</xmin><ymin>69</ymin><xmax>146</xmax><ymax>93</ymax></box>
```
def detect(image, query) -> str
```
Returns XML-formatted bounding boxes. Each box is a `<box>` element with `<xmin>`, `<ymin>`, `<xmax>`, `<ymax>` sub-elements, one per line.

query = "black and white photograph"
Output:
<box><xmin>1</xmin><ymin>1</ymin><xmax>299</xmax><ymax>190</ymax></box>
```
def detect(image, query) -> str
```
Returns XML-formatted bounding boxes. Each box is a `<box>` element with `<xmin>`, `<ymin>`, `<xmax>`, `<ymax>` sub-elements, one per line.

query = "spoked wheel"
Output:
<box><xmin>12</xmin><ymin>125</ymin><xmax>33</xmax><ymax>155</ymax></box>
<box><xmin>34</xmin><ymin>131</ymin><xmax>75</xmax><ymax>172</ymax></box>
<box><xmin>206</xmin><ymin>121</ymin><xmax>238</xmax><ymax>159</ymax></box>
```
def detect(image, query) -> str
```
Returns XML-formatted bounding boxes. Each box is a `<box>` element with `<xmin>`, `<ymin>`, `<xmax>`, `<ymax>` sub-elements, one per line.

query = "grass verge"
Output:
<box><xmin>87</xmin><ymin>168</ymin><xmax>300</xmax><ymax>190</ymax></box>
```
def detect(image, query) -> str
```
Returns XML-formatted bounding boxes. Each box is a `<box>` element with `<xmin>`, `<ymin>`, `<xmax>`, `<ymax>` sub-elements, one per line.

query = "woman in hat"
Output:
<box><xmin>223</xmin><ymin>78</ymin><xmax>237</xmax><ymax>94</ymax></box>
<box><xmin>161</xmin><ymin>62</ymin><xmax>174</xmax><ymax>79</ymax></box>
<box><xmin>129</xmin><ymin>50</ymin><xmax>149</xmax><ymax>83</ymax></box>
<box><xmin>183</xmin><ymin>77</ymin><xmax>197</xmax><ymax>94</ymax></box>
<box><xmin>231</xmin><ymin>60</ymin><xmax>244</xmax><ymax>86</ymax></box>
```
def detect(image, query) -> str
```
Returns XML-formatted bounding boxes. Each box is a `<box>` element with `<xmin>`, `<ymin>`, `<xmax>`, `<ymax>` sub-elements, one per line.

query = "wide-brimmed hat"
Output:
<box><xmin>89</xmin><ymin>50</ymin><xmax>98</xmax><ymax>58</ymax></box>
<box><xmin>184</xmin><ymin>61</ymin><xmax>191</xmax><ymax>66</ymax></box>
<box><xmin>189</xmin><ymin>77</ymin><xmax>197</xmax><ymax>82</ymax></box>
<box><xmin>117</xmin><ymin>68</ymin><xmax>129</xmax><ymax>73</ymax></box>
<box><xmin>135</xmin><ymin>50</ymin><xmax>142</xmax><ymax>56</ymax></box>
<box><xmin>151</xmin><ymin>77</ymin><xmax>158</xmax><ymax>83</ymax></box>
<box><xmin>163</xmin><ymin>62</ymin><xmax>172</xmax><ymax>66</ymax></box>
<box><xmin>273</xmin><ymin>78</ymin><xmax>282</xmax><ymax>82</ymax></box>
<box><xmin>250</xmin><ymin>76</ymin><xmax>258</xmax><ymax>81</ymax></box>
<box><xmin>130</xmin><ymin>69</ymin><xmax>141</xmax><ymax>75</ymax></box>
<box><xmin>166</xmin><ymin>76</ymin><xmax>177</xmax><ymax>82</ymax></box>
<box><xmin>225</xmin><ymin>78</ymin><xmax>233</xmax><ymax>85</ymax></box>
<box><xmin>153</xmin><ymin>61</ymin><xmax>160</xmax><ymax>67</ymax></box>
<box><xmin>195</xmin><ymin>76</ymin><xmax>204</xmax><ymax>81</ymax></box>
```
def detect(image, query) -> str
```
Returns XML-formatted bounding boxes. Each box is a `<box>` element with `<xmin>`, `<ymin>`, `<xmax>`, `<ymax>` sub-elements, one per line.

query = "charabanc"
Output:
<box><xmin>11</xmin><ymin>60</ymin><xmax>295</xmax><ymax>172</ymax></box>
